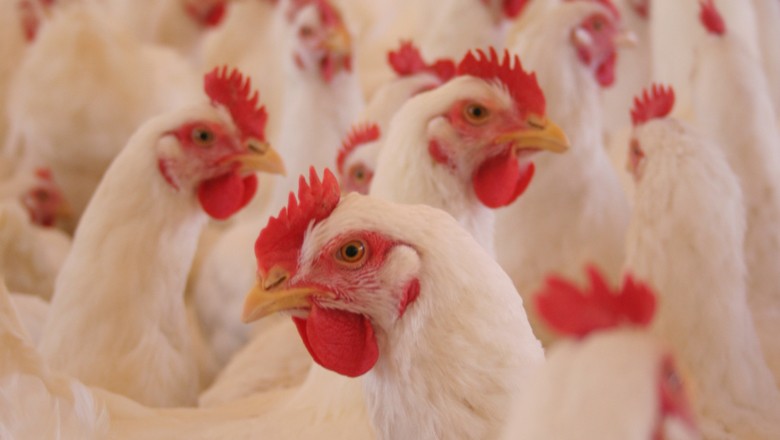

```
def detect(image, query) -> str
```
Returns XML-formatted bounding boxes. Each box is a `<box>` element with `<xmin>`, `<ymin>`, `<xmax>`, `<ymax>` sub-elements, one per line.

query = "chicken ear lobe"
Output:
<box><xmin>472</xmin><ymin>149</ymin><xmax>535</xmax><ymax>208</ymax></box>
<box><xmin>293</xmin><ymin>304</ymin><xmax>378</xmax><ymax>377</ymax></box>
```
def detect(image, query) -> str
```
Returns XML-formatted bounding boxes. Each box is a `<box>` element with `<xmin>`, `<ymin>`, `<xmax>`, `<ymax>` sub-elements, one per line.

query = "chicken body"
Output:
<box><xmin>626</xmin><ymin>114</ymin><xmax>780</xmax><ymax>439</ymax></box>
<box><xmin>37</xmin><ymin>78</ymin><xmax>284</xmax><ymax>407</ymax></box>
<box><xmin>497</xmin><ymin>2</ymin><xmax>630</xmax><ymax>341</ymax></box>
<box><xmin>691</xmin><ymin>16</ymin><xmax>780</xmax><ymax>384</ymax></box>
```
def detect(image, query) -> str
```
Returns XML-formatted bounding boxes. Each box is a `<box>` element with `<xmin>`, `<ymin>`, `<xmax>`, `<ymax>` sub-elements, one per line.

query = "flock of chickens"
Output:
<box><xmin>0</xmin><ymin>0</ymin><xmax>779</xmax><ymax>438</ymax></box>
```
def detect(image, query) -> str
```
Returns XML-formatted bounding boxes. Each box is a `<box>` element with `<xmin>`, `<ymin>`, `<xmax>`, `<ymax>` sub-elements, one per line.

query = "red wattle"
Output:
<box><xmin>472</xmin><ymin>149</ymin><xmax>536</xmax><ymax>208</ymax></box>
<box><xmin>292</xmin><ymin>305</ymin><xmax>378</xmax><ymax>378</ymax></box>
<box><xmin>197</xmin><ymin>172</ymin><xmax>258</xmax><ymax>220</ymax></box>
<box><xmin>596</xmin><ymin>52</ymin><xmax>617</xmax><ymax>87</ymax></box>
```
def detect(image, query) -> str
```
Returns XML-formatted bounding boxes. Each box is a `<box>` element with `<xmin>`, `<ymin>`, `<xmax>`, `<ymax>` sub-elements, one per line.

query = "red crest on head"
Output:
<box><xmin>204</xmin><ymin>66</ymin><xmax>268</xmax><ymax>141</ymax></box>
<box><xmin>387</xmin><ymin>41</ymin><xmax>456</xmax><ymax>83</ymax></box>
<box><xmin>699</xmin><ymin>0</ymin><xmax>726</xmax><ymax>35</ymax></box>
<box><xmin>630</xmin><ymin>84</ymin><xmax>675</xmax><ymax>126</ymax></box>
<box><xmin>255</xmin><ymin>168</ymin><xmax>341</xmax><ymax>275</ymax></box>
<box><xmin>535</xmin><ymin>265</ymin><xmax>657</xmax><ymax>338</ymax></box>
<box><xmin>457</xmin><ymin>47</ymin><xmax>546</xmax><ymax>116</ymax></box>
<box><xmin>336</xmin><ymin>122</ymin><xmax>381</xmax><ymax>175</ymax></box>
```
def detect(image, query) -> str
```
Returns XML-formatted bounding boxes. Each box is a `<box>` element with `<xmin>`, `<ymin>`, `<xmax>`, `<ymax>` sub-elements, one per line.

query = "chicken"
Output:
<box><xmin>37</xmin><ymin>67</ymin><xmax>285</xmax><ymax>407</ymax></box>
<box><xmin>371</xmin><ymin>47</ymin><xmax>570</xmax><ymax>252</ymax></box>
<box><xmin>337</xmin><ymin>41</ymin><xmax>456</xmax><ymax>194</ymax></box>
<box><xmin>496</xmin><ymin>0</ymin><xmax>631</xmax><ymax>342</ymax></box>
<box><xmin>192</xmin><ymin>0</ymin><xmax>360</xmax><ymax>372</ymax></box>
<box><xmin>691</xmin><ymin>0</ymin><xmax>780</xmax><ymax>384</ymax></box>
<box><xmin>502</xmin><ymin>266</ymin><xmax>700</xmax><ymax>440</ymax></box>
<box><xmin>6</xmin><ymin>1</ymin><xmax>202</xmax><ymax>229</ymax></box>
<box><xmin>240</xmin><ymin>168</ymin><xmax>544</xmax><ymax>439</ymax></box>
<box><xmin>624</xmin><ymin>84</ymin><xmax>780</xmax><ymax>439</ymax></box>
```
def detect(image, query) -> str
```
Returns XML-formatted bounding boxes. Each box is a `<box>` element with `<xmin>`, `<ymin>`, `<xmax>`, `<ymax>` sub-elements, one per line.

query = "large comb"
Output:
<box><xmin>457</xmin><ymin>48</ymin><xmax>546</xmax><ymax>117</ymax></box>
<box><xmin>630</xmin><ymin>84</ymin><xmax>675</xmax><ymax>126</ymax></box>
<box><xmin>699</xmin><ymin>0</ymin><xmax>725</xmax><ymax>35</ymax></box>
<box><xmin>336</xmin><ymin>122</ymin><xmax>381</xmax><ymax>175</ymax></box>
<box><xmin>387</xmin><ymin>41</ymin><xmax>456</xmax><ymax>83</ymax></box>
<box><xmin>535</xmin><ymin>265</ymin><xmax>657</xmax><ymax>338</ymax></box>
<box><xmin>254</xmin><ymin>168</ymin><xmax>341</xmax><ymax>275</ymax></box>
<box><xmin>204</xmin><ymin>66</ymin><xmax>268</xmax><ymax>141</ymax></box>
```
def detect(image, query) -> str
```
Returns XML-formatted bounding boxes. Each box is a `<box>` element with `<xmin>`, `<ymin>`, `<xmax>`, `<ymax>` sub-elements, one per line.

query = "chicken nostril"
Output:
<box><xmin>263</xmin><ymin>274</ymin><xmax>287</xmax><ymax>291</ymax></box>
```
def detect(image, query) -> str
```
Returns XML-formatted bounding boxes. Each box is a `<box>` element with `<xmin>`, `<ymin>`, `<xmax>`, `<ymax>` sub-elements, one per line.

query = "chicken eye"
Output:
<box><xmin>349</xmin><ymin>164</ymin><xmax>367</xmax><ymax>182</ymax></box>
<box><xmin>338</xmin><ymin>240</ymin><xmax>366</xmax><ymax>264</ymax></box>
<box><xmin>192</xmin><ymin>127</ymin><xmax>215</xmax><ymax>147</ymax></box>
<box><xmin>464</xmin><ymin>103</ymin><xmax>490</xmax><ymax>124</ymax></box>
<box><xmin>299</xmin><ymin>25</ymin><xmax>315</xmax><ymax>38</ymax></box>
<box><xmin>592</xmin><ymin>17</ymin><xmax>604</xmax><ymax>31</ymax></box>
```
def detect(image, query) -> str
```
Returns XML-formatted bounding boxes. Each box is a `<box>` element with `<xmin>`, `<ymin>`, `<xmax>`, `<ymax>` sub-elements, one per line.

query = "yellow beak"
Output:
<box><xmin>231</xmin><ymin>141</ymin><xmax>286</xmax><ymax>176</ymax></box>
<box><xmin>496</xmin><ymin>115</ymin><xmax>571</xmax><ymax>154</ymax></box>
<box><xmin>241</xmin><ymin>282</ymin><xmax>321</xmax><ymax>323</ymax></box>
<box><xmin>614</xmin><ymin>29</ymin><xmax>639</xmax><ymax>49</ymax></box>
<box><xmin>322</xmin><ymin>25</ymin><xmax>352</xmax><ymax>56</ymax></box>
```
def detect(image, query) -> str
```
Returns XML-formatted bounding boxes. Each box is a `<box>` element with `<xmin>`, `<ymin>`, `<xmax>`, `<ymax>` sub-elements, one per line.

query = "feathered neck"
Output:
<box><xmin>369</xmin><ymin>84</ymin><xmax>496</xmax><ymax>253</ymax></box>
<box><xmin>360</xmin><ymin>212</ymin><xmax>543</xmax><ymax>439</ymax></box>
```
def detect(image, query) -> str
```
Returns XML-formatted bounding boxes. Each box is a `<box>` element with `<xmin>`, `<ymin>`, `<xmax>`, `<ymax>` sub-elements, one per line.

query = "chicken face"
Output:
<box><xmin>289</xmin><ymin>0</ymin><xmax>351</xmax><ymax>82</ymax></box>
<box><xmin>424</xmin><ymin>78</ymin><xmax>569</xmax><ymax>208</ymax></box>
<box><xmin>570</xmin><ymin>2</ymin><xmax>632</xmax><ymax>87</ymax></box>
<box><xmin>157</xmin><ymin>117</ymin><xmax>284</xmax><ymax>220</ymax></box>
<box><xmin>157</xmin><ymin>67</ymin><xmax>285</xmax><ymax>220</ymax></box>
<box><xmin>628</xmin><ymin>84</ymin><xmax>676</xmax><ymax>181</ymax></box>
<box><xmin>243</xmin><ymin>169</ymin><xmax>422</xmax><ymax>377</ymax></box>
<box><xmin>20</xmin><ymin>168</ymin><xmax>70</xmax><ymax>227</ymax></box>
<box><xmin>337</xmin><ymin>122</ymin><xmax>380</xmax><ymax>195</ymax></box>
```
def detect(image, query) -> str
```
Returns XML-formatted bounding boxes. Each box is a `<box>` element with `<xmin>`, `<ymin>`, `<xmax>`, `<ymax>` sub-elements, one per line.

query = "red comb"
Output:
<box><xmin>699</xmin><ymin>0</ymin><xmax>725</xmax><ymax>35</ymax></box>
<box><xmin>457</xmin><ymin>48</ymin><xmax>546</xmax><ymax>116</ymax></box>
<box><xmin>535</xmin><ymin>265</ymin><xmax>657</xmax><ymax>338</ymax></box>
<box><xmin>204</xmin><ymin>66</ymin><xmax>268</xmax><ymax>141</ymax></box>
<box><xmin>336</xmin><ymin>122</ymin><xmax>380</xmax><ymax>175</ymax></box>
<box><xmin>630</xmin><ymin>84</ymin><xmax>675</xmax><ymax>126</ymax></box>
<box><xmin>387</xmin><ymin>41</ymin><xmax>456</xmax><ymax>83</ymax></box>
<box><xmin>255</xmin><ymin>168</ymin><xmax>341</xmax><ymax>275</ymax></box>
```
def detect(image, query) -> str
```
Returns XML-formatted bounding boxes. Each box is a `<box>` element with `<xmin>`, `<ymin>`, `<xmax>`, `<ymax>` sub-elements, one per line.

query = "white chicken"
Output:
<box><xmin>6</xmin><ymin>0</ymin><xmax>202</xmax><ymax>228</ymax></box>
<box><xmin>503</xmin><ymin>266</ymin><xmax>700</xmax><ymax>440</ymax></box>
<box><xmin>37</xmin><ymin>67</ymin><xmax>285</xmax><ymax>407</ymax></box>
<box><xmin>691</xmin><ymin>0</ymin><xmax>780</xmax><ymax>383</ymax></box>
<box><xmin>625</xmin><ymin>84</ymin><xmax>780</xmax><ymax>439</ymax></box>
<box><xmin>497</xmin><ymin>0</ymin><xmax>631</xmax><ymax>341</ymax></box>
<box><xmin>371</xmin><ymin>47</ymin><xmax>570</xmax><ymax>252</ymax></box>
<box><xmin>240</xmin><ymin>168</ymin><xmax>544</xmax><ymax>439</ymax></box>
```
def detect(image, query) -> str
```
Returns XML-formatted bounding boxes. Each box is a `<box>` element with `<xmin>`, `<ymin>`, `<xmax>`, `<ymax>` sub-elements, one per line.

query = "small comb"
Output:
<box><xmin>457</xmin><ymin>47</ymin><xmax>546</xmax><ymax>117</ymax></box>
<box><xmin>387</xmin><ymin>41</ymin><xmax>456</xmax><ymax>83</ymax></box>
<box><xmin>535</xmin><ymin>265</ymin><xmax>657</xmax><ymax>338</ymax></box>
<box><xmin>630</xmin><ymin>84</ymin><xmax>675</xmax><ymax>126</ymax></box>
<box><xmin>336</xmin><ymin>122</ymin><xmax>381</xmax><ymax>175</ymax></box>
<box><xmin>204</xmin><ymin>66</ymin><xmax>268</xmax><ymax>141</ymax></box>
<box><xmin>699</xmin><ymin>0</ymin><xmax>726</xmax><ymax>35</ymax></box>
<box><xmin>255</xmin><ymin>168</ymin><xmax>341</xmax><ymax>275</ymax></box>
